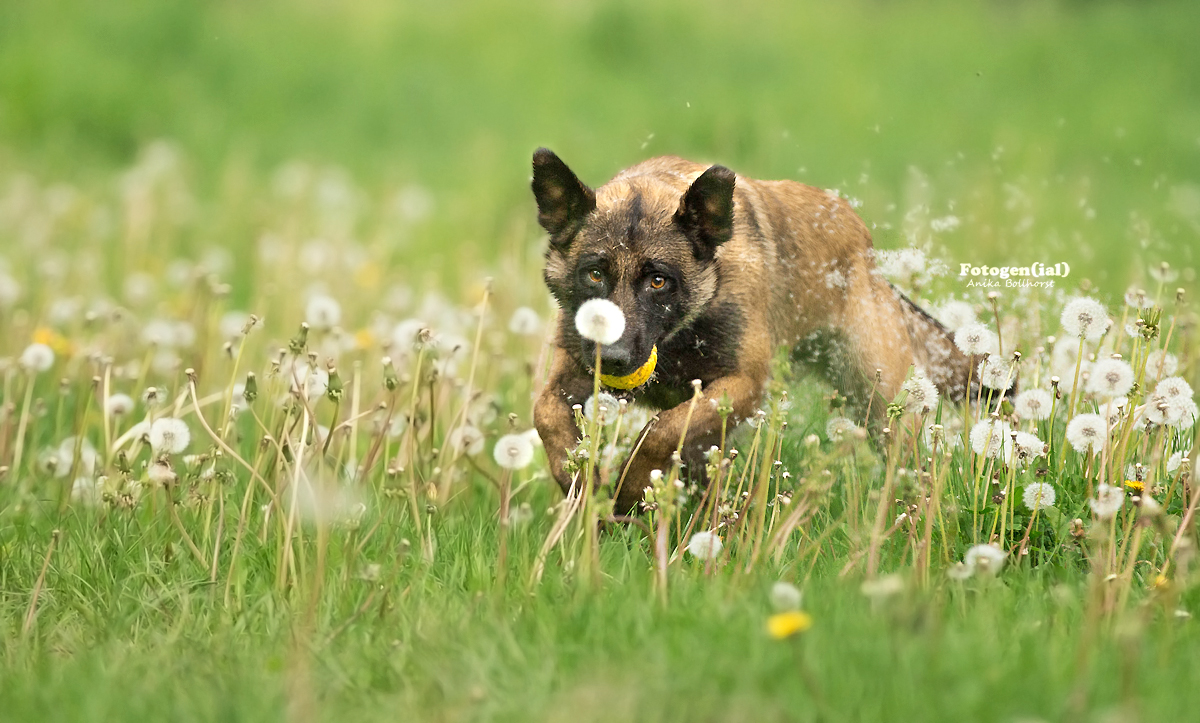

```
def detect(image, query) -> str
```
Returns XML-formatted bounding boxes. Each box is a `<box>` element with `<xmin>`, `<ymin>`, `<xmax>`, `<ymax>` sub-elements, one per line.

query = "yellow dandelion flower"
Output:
<box><xmin>33</xmin><ymin>327</ymin><xmax>73</xmax><ymax>357</ymax></box>
<box><xmin>767</xmin><ymin>610</ymin><xmax>813</xmax><ymax>640</ymax></box>
<box><xmin>1124</xmin><ymin>479</ymin><xmax>1144</xmax><ymax>494</ymax></box>
<box><xmin>354</xmin><ymin>328</ymin><xmax>375</xmax><ymax>350</ymax></box>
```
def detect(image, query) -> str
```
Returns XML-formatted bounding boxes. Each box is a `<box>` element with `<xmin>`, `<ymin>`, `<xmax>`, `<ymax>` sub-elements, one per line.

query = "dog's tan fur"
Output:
<box><xmin>532</xmin><ymin>152</ymin><xmax>970</xmax><ymax>512</ymax></box>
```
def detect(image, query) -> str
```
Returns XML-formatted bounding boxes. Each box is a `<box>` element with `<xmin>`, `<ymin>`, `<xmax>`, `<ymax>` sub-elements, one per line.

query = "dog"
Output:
<box><xmin>530</xmin><ymin>149</ymin><xmax>972</xmax><ymax>512</ymax></box>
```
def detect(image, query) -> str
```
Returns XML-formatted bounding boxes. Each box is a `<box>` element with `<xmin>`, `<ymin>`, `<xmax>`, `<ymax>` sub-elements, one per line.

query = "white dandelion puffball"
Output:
<box><xmin>1148</xmin><ymin>377</ymin><xmax>1199</xmax><ymax>428</ymax></box>
<box><xmin>1023</xmin><ymin>482</ymin><xmax>1056</xmax><ymax>511</ymax></box>
<box><xmin>584</xmin><ymin>393</ymin><xmax>621</xmax><ymax>425</ymax></box>
<box><xmin>770</xmin><ymin>581</ymin><xmax>804</xmax><ymax>612</ymax></box>
<box><xmin>1155</xmin><ymin>376</ymin><xmax>1194</xmax><ymax>403</ymax></box>
<box><xmin>686</xmin><ymin>531</ymin><xmax>724</xmax><ymax>561</ymax></box>
<box><xmin>508</xmin><ymin>306</ymin><xmax>543</xmax><ymax>336</ymax></box>
<box><xmin>935</xmin><ymin>300</ymin><xmax>976</xmax><ymax>332</ymax></box>
<box><xmin>1060</xmin><ymin>297</ymin><xmax>1109</xmax><ymax>341</ymax></box>
<box><xmin>969</xmin><ymin>419</ymin><xmax>1010</xmax><ymax>458</ymax></box>
<box><xmin>1065</xmin><ymin>413</ymin><xmax>1107</xmax><ymax>454</ymax></box>
<box><xmin>825</xmin><ymin>416</ymin><xmax>859</xmax><ymax>441</ymax></box>
<box><xmin>149</xmin><ymin>417</ymin><xmax>191</xmax><ymax>455</ymax></box>
<box><xmin>305</xmin><ymin>295</ymin><xmax>342</xmax><ymax>330</ymax></box>
<box><xmin>964</xmin><ymin>544</ymin><xmax>1007</xmax><ymax>576</ymax></box>
<box><xmin>105</xmin><ymin>393</ymin><xmax>135</xmax><ymax>417</ymax></box>
<box><xmin>902</xmin><ymin>375</ymin><xmax>939</xmax><ymax>414</ymax></box>
<box><xmin>493</xmin><ymin>433</ymin><xmax>535</xmax><ymax>470</ymax></box>
<box><xmin>1008</xmin><ymin>431</ymin><xmax>1046</xmax><ymax>467</ymax></box>
<box><xmin>977</xmin><ymin>355</ymin><xmax>1015</xmax><ymax>391</ymax></box>
<box><xmin>1166</xmin><ymin>451</ymin><xmax>1185</xmax><ymax>474</ymax></box>
<box><xmin>20</xmin><ymin>343</ymin><xmax>55</xmax><ymax>373</ymax></box>
<box><xmin>1145</xmin><ymin>349</ymin><xmax>1178</xmax><ymax>379</ymax></box>
<box><xmin>954</xmin><ymin>323</ymin><xmax>999</xmax><ymax>357</ymax></box>
<box><xmin>1089</xmin><ymin>483</ymin><xmax>1125</xmax><ymax>519</ymax></box>
<box><xmin>447</xmin><ymin>425</ymin><xmax>485</xmax><ymax>456</ymax></box>
<box><xmin>1014</xmin><ymin>389</ymin><xmax>1053</xmax><ymax>420</ymax></box>
<box><xmin>574</xmin><ymin>298</ymin><xmax>625</xmax><ymax>345</ymax></box>
<box><xmin>1086</xmin><ymin>358</ymin><xmax>1134</xmax><ymax>398</ymax></box>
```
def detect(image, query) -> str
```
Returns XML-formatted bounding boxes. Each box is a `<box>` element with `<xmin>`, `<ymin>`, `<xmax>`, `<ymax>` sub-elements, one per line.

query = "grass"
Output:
<box><xmin>2</xmin><ymin>1</ymin><xmax>1200</xmax><ymax>721</ymax></box>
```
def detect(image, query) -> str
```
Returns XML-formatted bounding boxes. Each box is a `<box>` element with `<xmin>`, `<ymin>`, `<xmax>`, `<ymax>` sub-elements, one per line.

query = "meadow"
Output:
<box><xmin>2</xmin><ymin>1</ymin><xmax>1200</xmax><ymax>721</ymax></box>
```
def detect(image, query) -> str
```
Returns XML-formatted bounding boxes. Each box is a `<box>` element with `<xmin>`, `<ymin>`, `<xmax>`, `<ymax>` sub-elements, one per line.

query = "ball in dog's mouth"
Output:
<box><xmin>599</xmin><ymin>345</ymin><xmax>657</xmax><ymax>390</ymax></box>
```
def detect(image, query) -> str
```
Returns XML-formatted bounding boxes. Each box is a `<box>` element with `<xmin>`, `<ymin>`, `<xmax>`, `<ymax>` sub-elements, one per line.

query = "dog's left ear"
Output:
<box><xmin>675</xmin><ymin>165</ymin><xmax>736</xmax><ymax>261</ymax></box>
<box><xmin>531</xmin><ymin>148</ymin><xmax>596</xmax><ymax>242</ymax></box>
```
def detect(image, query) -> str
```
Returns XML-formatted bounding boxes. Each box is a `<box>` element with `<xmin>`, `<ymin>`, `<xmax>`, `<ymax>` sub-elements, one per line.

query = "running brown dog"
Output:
<box><xmin>530</xmin><ymin>149</ymin><xmax>971</xmax><ymax>512</ymax></box>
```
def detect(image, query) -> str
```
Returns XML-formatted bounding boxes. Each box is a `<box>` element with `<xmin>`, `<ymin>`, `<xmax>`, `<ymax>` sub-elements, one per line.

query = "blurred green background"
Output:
<box><xmin>2</xmin><ymin>0</ymin><xmax>1199</xmax><ymax>289</ymax></box>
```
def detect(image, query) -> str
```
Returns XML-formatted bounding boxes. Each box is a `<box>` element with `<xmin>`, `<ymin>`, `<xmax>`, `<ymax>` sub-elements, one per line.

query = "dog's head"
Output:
<box><xmin>531</xmin><ymin>148</ymin><xmax>735</xmax><ymax>379</ymax></box>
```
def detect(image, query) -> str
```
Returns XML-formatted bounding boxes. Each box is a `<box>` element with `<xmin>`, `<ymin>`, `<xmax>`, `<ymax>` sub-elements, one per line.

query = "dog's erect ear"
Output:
<box><xmin>675</xmin><ymin>165</ymin><xmax>736</xmax><ymax>261</ymax></box>
<box><xmin>531</xmin><ymin>148</ymin><xmax>596</xmax><ymax>241</ymax></box>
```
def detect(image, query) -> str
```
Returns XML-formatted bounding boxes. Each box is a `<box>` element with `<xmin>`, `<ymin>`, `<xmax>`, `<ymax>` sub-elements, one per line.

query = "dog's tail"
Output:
<box><xmin>893</xmin><ymin>289</ymin><xmax>973</xmax><ymax>402</ymax></box>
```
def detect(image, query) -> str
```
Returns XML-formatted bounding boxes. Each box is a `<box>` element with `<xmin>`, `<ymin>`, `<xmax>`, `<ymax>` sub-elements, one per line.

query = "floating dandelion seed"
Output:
<box><xmin>1066</xmin><ymin>413</ymin><xmax>1107</xmax><ymax>454</ymax></box>
<box><xmin>508</xmin><ymin>306</ymin><xmax>542</xmax><ymax>336</ymax></box>
<box><xmin>963</xmin><ymin>544</ymin><xmax>1007</xmax><ymax>576</ymax></box>
<box><xmin>902</xmin><ymin>375</ymin><xmax>939</xmax><ymax>414</ymax></box>
<box><xmin>770</xmin><ymin>581</ymin><xmax>804</xmax><ymax>612</ymax></box>
<box><xmin>970</xmin><ymin>418</ymin><xmax>1010</xmax><ymax>458</ymax></box>
<box><xmin>1060</xmin><ymin>297</ymin><xmax>1109</xmax><ymax>341</ymax></box>
<box><xmin>935</xmin><ymin>300</ymin><xmax>976</xmax><ymax>331</ymax></box>
<box><xmin>977</xmin><ymin>355</ymin><xmax>1014</xmax><ymax>391</ymax></box>
<box><xmin>493</xmin><ymin>433</ymin><xmax>535</xmax><ymax>470</ymax></box>
<box><xmin>574</xmin><ymin>299</ymin><xmax>625</xmax><ymax>345</ymax></box>
<box><xmin>149</xmin><ymin>417</ymin><xmax>191</xmax><ymax>455</ymax></box>
<box><xmin>19</xmin><ymin>343</ymin><xmax>55</xmax><ymax>372</ymax></box>
<box><xmin>954</xmin><ymin>323</ymin><xmax>999</xmax><ymax>356</ymax></box>
<box><xmin>686</xmin><ymin>531</ymin><xmax>723</xmax><ymax>560</ymax></box>
<box><xmin>105</xmin><ymin>393</ymin><xmax>135</xmax><ymax>417</ymax></box>
<box><xmin>1014</xmin><ymin>389</ymin><xmax>1052</xmax><ymax>420</ymax></box>
<box><xmin>767</xmin><ymin>610</ymin><xmax>813</xmax><ymax>639</ymax></box>
<box><xmin>1089</xmin><ymin>483</ymin><xmax>1124</xmax><ymax>519</ymax></box>
<box><xmin>1087</xmin><ymin>358</ymin><xmax>1134</xmax><ymax>398</ymax></box>
<box><xmin>1023</xmin><ymin>482</ymin><xmax>1056</xmax><ymax>511</ymax></box>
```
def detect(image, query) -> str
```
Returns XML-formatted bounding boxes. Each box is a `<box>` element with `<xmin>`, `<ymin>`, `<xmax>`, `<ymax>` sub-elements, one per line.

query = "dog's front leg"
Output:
<box><xmin>533</xmin><ymin>347</ymin><xmax>595</xmax><ymax>497</ymax></box>
<box><xmin>615</xmin><ymin>367</ymin><xmax>769</xmax><ymax>513</ymax></box>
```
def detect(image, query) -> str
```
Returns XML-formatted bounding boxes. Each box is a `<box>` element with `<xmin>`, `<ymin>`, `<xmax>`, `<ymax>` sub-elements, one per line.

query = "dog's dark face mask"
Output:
<box><xmin>531</xmin><ymin>148</ymin><xmax>735</xmax><ymax>381</ymax></box>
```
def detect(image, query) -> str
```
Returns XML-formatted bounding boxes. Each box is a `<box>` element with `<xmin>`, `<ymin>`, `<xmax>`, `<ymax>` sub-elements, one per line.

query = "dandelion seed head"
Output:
<box><xmin>447</xmin><ymin>425</ymin><xmax>485</xmax><ymax>456</ymax></box>
<box><xmin>1014</xmin><ymin>389</ymin><xmax>1053</xmax><ymax>420</ymax></box>
<box><xmin>825</xmin><ymin>416</ymin><xmax>859</xmax><ymax>441</ymax></box>
<box><xmin>105</xmin><ymin>393</ymin><xmax>135</xmax><ymax>417</ymax></box>
<box><xmin>19</xmin><ymin>343</ymin><xmax>55</xmax><ymax>372</ymax></box>
<box><xmin>1060</xmin><ymin>297</ymin><xmax>1109</xmax><ymax>341</ymax></box>
<box><xmin>149</xmin><ymin>417</ymin><xmax>190</xmax><ymax>455</ymax></box>
<box><xmin>964</xmin><ymin>544</ymin><xmax>1007</xmax><ymax>575</ymax></box>
<box><xmin>1087</xmin><ymin>358</ymin><xmax>1134</xmax><ymax>398</ymax></box>
<box><xmin>1066</xmin><ymin>413</ymin><xmax>1107</xmax><ymax>454</ymax></box>
<box><xmin>1008</xmin><ymin>431</ymin><xmax>1046</xmax><ymax>467</ymax></box>
<box><xmin>574</xmin><ymin>298</ymin><xmax>625</xmax><ymax>345</ymax></box>
<box><xmin>508</xmin><ymin>306</ymin><xmax>543</xmax><ymax>336</ymax></box>
<box><xmin>902</xmin><ymin>375</ymin><xmax>939</xmax><ymax>414</ymax></box>
<box><xmin>686</xmin><ymin>531</ymin><xmax>723</xmax><ymax>561</ymax></box>
<box><xmin>493</xmin><ymin>433</ymin><xmax>535</xmax><ymax>470</ymax></box>
<box><xmin>977</xmin><ymin>355</ymin><xmax>1015</xmax><ymax>391</ymax></box>
<box><xmin>1023</xmin><ymin>482</ymin><xmax>1056</xmax><ymax>511</ymax></box>
<box><xmin>1145</xmin><ymin>349</ymin><xmax>1178</xmax><ymax>378</ymax></box>
<box><xmin>935</xmin><ymin>300</ymin><xmax>976</xmax><ymax>331</ymax></box>
<box><xmin>954</xmin><ymin>323</ymin><xmax>999</xmax><ymax>356</ymax></box>
<box><xmin>584</xmin><ymin>393</ymin><xmax>620</xmax><ymax>425</ymax></box>
<box><xmin>969</xmin><ymin>418</ymin><xmax>1010</xmax><ymax>458</ymax></box>
<box><xmin>770</xmin><ymin>581</ymin><xmax>803</xmax><ymax>612</ymax></box>
<box><xmin>1089</xmin><ymin>483</ymin><xmax>1125</xmax><ymax>519</ymax></box>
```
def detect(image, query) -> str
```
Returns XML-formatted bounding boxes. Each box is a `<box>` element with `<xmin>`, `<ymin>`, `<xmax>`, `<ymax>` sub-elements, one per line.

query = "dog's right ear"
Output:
<box><xmin>532</xmin><ymin>148</ymin><xmax>596</xmax><ymax>242</ymax></box>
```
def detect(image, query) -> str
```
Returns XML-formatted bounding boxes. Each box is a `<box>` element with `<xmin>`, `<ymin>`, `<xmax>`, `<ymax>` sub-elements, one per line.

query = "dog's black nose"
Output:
<box><xmin>599</xmin><ymin>343</ymin><xmax>632</xmax><ymax>372</ymax></box>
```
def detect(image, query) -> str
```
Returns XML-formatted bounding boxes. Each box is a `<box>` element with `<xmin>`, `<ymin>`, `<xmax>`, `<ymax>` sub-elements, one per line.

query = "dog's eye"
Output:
<box><xmin>588</xmin><ymin>269</ymin><xmax>603</xmax><ymax>284</ymax></box>
<box><xmin>649</xmin><ymin>275</ymin><xmax>667</xmax><ymax>290</ymax></box>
